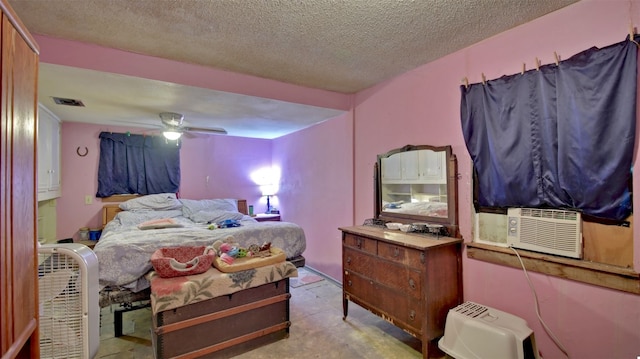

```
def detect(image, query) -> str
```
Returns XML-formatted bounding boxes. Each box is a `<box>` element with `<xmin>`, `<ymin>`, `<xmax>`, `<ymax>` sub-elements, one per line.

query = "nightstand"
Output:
<box><xmin>254</xmin><ymin>214</ymin><xmax>281</xmax><ymax>222</ymax></box>
<box><xmin>76</xmin><ymin>240</ymin><xmax>98</xmax><ymax>249</ymax></box>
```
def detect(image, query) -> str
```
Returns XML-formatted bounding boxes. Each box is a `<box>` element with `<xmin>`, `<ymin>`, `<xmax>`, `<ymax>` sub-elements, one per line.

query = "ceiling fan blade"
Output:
<box><xmin>159</xmin><ymin>112</ymin><xmax>184</xmax><ymax>127</ymax></box>
<box><xmin>155</xmin><ymin>112</ymin><xmax>227</xmax><ymax>136</ymax></box>
<box><xmin>110</xmin><ymin>119</ymin><xmax>161</xmax><ymax>129</ymax></box>
<box><xmin>184</xmin><ymin>126</ymin><xmax>228</xmax><ymax>135</ymax></box>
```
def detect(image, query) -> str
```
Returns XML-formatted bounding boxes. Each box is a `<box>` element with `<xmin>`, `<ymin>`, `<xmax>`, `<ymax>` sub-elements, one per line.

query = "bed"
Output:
<box><xmin>94</xmin><ymin>193</ymin><xmax>306</xmax><ymax>292</ymax></box>
<box><xmin>94</xmin><ymin>194</ymin><xmax>306</xmax><ymax>335</ymax></box>
<box><xmin>382</xmin><ymin>200</ymin><xmax>448</xmax><ymax>217</ymax></box>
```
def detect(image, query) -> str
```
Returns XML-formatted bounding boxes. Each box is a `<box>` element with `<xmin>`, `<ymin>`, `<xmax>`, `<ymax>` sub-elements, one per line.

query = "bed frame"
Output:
<box><xmin>98</xmin><ymin>199</ymin><xmax>304</xmax><ymax>336</ymax></box>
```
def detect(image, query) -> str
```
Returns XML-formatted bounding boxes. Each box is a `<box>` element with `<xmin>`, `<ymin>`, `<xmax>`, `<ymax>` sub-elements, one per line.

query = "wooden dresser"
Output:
<box><xmin>340</xmin><ymin>225</ymin><xmax>462</xmax><ymax>358</ymax></box>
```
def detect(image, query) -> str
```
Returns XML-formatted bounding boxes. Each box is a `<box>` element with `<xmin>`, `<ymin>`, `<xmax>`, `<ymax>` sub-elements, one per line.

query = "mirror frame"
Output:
<box><xmin>374</xmin><ymin>144</ymin><xmax>459</xmax><ymax>237</ymax></box>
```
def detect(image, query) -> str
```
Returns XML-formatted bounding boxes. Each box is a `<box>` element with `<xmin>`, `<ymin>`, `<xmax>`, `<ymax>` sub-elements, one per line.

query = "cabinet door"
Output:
<box><xmin>381</xmin><ymin>155</ymin><xmax>402</xmax><ymax>181</ymax></box>
<box><xmin>401</xmin><ymin>151</ymin><xmax>420</xmax><ymax>181</ymax></box>
<box><xmin>382</xmin><ymin>151</ymin><xmax>420</xmax><ymax>182</ymax></box>
<box><xmin>37</xmin><ymin>104</ymin><xmax>61</xmax><ymax>200</ymax></box>
<box><xmin>418</xmin><ymin>150</ymin><xmax>446</xmax><ymax>183</ymax></box>
<box><xmin>1</xmin><ymin>10</ymin><xmax>39</xmax><ymax>357</ymax></box>
<box><xmin>37</xmin><ymin>107</ymin><xmax>52</xmax><ymax>193</ymax></box>
<box><xmin>49</xmin><ymin>114</ymin><xmax>60</xmax><ymax>192</ymax></box>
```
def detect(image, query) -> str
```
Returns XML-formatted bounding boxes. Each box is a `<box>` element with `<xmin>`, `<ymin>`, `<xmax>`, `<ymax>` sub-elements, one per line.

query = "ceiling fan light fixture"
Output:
<box><xmin>163</xmin><ymin>130</ymin><xmax>182</xmax><ymax>140</ymax></box>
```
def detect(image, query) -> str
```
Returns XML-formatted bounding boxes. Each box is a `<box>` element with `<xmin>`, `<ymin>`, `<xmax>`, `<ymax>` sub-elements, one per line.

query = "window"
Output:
<box><xmin>96</xmin><ymin>132</ymin><xmax>181</xmax><ymax>197</ymax></box>
<box><xmin>460</xmin><ymin>36</ymin><xmax>639</xmax><ymax>293</ymax></box>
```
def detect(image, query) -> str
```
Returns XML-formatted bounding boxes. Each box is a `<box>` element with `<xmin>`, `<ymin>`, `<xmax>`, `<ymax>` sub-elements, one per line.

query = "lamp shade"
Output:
<box><xmin>260</xmin><ymin>184</ymin><xmax>277</xmax><ymax>196</ymax></box>
<box><xmin>163</xmin><ymin>131</ymin><xmax>182</xmax><ymax>140</ymax></box>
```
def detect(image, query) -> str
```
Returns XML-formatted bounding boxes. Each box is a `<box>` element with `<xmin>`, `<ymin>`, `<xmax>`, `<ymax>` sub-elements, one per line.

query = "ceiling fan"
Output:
<box><xmin>159</xmin><ymin>112</ymin><xmax>227</xmax><ymax>140</ymax></box>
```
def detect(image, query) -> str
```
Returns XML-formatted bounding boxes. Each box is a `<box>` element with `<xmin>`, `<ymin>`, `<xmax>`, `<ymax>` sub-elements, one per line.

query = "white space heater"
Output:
<box><xmin>506</xmin><ymin>208</ymin><xmax>582</xmax><ymax>259</ymax></box>
<box><xmin>439</xmin><ymin>301</ymin><xmax>539</xmax><ymax>359</ymax></box>
<box><xmin>38</xmin><ymin>243</ymin><xmax>100</xmax><ymax>358</ymax></box>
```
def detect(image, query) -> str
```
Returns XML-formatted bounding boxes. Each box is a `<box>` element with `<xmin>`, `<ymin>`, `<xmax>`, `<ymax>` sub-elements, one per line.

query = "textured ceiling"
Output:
<box><xmin>8</xmin><ymin>0</ymin><xmax>579</xmax><ymax>138</ymax></box>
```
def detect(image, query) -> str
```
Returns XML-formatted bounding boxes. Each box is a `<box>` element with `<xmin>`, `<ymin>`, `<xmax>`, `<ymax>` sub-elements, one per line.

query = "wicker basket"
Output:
<box><xmin>151</xmin><ymin>246</ymin><xmax>216</xmax><ymax>278</ymax></box>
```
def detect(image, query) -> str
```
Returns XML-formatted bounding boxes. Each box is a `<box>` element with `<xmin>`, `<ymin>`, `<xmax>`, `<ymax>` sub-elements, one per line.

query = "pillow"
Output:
<box><xmin>119</xmin><ymin>193</ymin><xmax>183</xmax><ymax>211</ymax></box>
<box><xmin>188</xmin><ymin>210</ymin><xmax>245</xmax><ymax>224</ymax></box>
<box><xmin>138</xmin><ymin>218</ymin><xmax>184</xmax><ymax>230</ymax></box>
<box><xmin>115</xmin><ymin>210</ymin><xmax>184</xmax><ymax>227</ymax></box>
<box><xmin>180</xmin><ymin>199</ymin><xmax>238</xmax><ymax>217</ymax></box>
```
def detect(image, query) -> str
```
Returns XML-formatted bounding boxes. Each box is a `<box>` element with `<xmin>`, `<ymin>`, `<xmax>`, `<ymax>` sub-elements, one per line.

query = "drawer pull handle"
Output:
<box><xmin>346</xmin><ymin>257</ymin><xmax>351</xmax><ymax>264</ymax></box>
<box><xmin>356</xmin><ymin>238</ymin><xmax>362</xmax><ymax>249</ymax></box>
<box><xmin>409</xmin><ymin>278</ymin><xmax>416</xmax><ymax>290</ymax></box>
<box><xmin>394</xmin><ymin>247</ymin><xmax>400</xmax><ymax>257</ymax></box>
<box><xmin>348</xmin><ymin>280</ymin><xmax>352</xmax><ymax>287</ymax></box>
<box><xmin>420</xmin><ymin>252</ymin><xmax>425</xmax><ymax>264</ymax></box>
<box><xmin>409</xmin><ymin>310</ymin><xmax>416</xmax><ymax>321</ymax></box>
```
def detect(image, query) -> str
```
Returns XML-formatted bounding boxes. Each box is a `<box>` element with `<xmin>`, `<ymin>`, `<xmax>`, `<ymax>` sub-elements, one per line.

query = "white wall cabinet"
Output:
<box><xmin>381</xmin><ymin>149</ymin><xmax>446</xmax><ymax>184</ymax></box>
<box><xmin>38</xmin><ymin>103</ymin><xmax>61</xmax><ymax>201</ymax></box>
<box><xmin>417</xmin><ymin>149</ymin><xmax>446</xmax><ymax>184</ymax></box>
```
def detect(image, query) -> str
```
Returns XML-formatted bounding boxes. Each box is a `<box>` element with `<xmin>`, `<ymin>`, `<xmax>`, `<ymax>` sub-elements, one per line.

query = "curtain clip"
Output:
<box><xmin>554</xmin><ymin>52</ymin><xmax>560</xmax><ymax>66</ymax></box>
<box><xmin>535</xmin><ymin>57</ymin><xmax>540</xmax><ymax>71</ymax></box>
<box><xmin>631</xmin><ymin>24</ymin><xmax>639</xmax><ymax>47</ymax></box>
<box><xmin>521</xmin><ymin>63</ymin><xmax>526</xmax><ymax>75</ymax></box>
<box><xmin>462</xmin><ymin>77</ymin><xmax>469</xmax><ymax>89</ymax></box>
<box><xmin>481</xmin><ymin>73</ymin><xmax>486</xmax><ymax>85</ymax></box>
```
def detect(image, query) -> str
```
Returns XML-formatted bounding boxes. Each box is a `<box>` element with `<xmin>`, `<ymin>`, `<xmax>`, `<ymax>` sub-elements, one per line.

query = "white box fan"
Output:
<box><xmin>38</xmin><ymin>243</ymin><xmax>100</xmax><ymax>358</ymax></box>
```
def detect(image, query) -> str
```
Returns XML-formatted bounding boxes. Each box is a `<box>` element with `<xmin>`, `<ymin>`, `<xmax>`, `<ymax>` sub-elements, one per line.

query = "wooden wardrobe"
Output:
<box><xmin>0</xmin><ymin>0</ymin><xmax>40</xmax><ymax>357</ymax></box>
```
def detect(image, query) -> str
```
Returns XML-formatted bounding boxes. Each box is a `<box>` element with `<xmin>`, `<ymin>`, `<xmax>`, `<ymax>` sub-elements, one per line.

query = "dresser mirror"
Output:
<box><xmin>375</xmin><ymin>144</ymin><xmax>458</xmax><ymax>236</ymax></box>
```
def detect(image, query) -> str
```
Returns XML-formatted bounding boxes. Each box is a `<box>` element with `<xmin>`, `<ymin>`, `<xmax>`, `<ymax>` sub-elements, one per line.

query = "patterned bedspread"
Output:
<box><xmin>94</xmin><ymin>210</ymin><xmax>306</xmax><ymax>292</ymax></box>
<box><xmin>148</xmin><ymin>261</ymin><xmax>298</xmax><ymax>314</ymax></box>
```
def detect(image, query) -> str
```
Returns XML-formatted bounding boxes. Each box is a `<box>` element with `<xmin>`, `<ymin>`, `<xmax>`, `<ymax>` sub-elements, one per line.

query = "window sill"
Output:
<box><xmin>465</xmin><ymin>242</ymin><xmax>640</xmax><ymax>294</ymax></box>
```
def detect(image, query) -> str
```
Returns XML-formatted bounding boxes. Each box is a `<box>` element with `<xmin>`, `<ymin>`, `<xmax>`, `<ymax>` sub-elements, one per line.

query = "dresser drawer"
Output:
<box><xmin>343</xmin><ymin>233</ymin><xmax>377</xmax><ymax>255</ymax></box>
<box><xmin>344</xmin><ymin>270</ymin><xmax>377</xmax><ymax>302</ymax></box>
<box><xmin>377</xmin><ymin>241</ymin><xmax>425</xmax><ymax>269</ymax></box>
<box><xmin>344</xmin><ymin>247</ymin><xmax>422</xmax><ymax>299</ymax></box>
<box><xmin>344</xmin><ymin>271</ymin><xmax>423</xmax><ymax>335</ymax></box>
<box><xmin>343</xmin><ymin>247</ymin><xmax>377</xmax><ymax>276</ymax></box>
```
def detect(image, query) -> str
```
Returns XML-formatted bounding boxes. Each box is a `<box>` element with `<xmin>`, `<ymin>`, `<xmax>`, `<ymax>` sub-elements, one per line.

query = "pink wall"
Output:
<box><xmin>46</xmin><ymin>0</ymin><xmax>640</xmax><ymax>357</ymax></box>
<box><xmin>273</xmin><ymin>111</ymin><xmax>354</xmax><ymax>280</ymax></box>
<box><xmin>352</xmin><ymin>1</ymin><xmax>640</xmax><ymax>358</ymax></box>
<box><xmin>57</xmin><ymin>122</ymin><xmax>271</xmax><ymax>240</ymax></box>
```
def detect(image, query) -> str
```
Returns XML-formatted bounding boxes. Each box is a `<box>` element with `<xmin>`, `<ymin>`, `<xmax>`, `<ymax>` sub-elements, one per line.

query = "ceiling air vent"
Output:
<box><xmin>52</xmin><ymin>97</ymin><xmax>85</xmax><ymax>107</ymax></box>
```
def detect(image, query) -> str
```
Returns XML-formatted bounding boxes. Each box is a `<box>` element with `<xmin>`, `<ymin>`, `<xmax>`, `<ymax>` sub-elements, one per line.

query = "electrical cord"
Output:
<box><xmin>509</xmin><ymin>246</ymin><xmax>570</xmax><ymax>359</ymax></box>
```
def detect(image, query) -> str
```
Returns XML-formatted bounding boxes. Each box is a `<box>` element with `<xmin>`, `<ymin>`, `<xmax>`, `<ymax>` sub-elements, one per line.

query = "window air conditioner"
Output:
<box><xmin>506</xmin><ymin>208</ymin><xmax>582</xmax><ymax>259</ymax></box>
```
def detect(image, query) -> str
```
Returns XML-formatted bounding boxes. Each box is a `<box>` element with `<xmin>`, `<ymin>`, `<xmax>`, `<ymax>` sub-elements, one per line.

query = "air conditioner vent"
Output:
<box><xmin>52</xmin><ymin>97</ymin><xmax>85</xmax><ymax>107</ymax></box>
<box><xmin>507</xmin><ymin>208</ymin><xmax>582</xmax><ymax>259</ymax></box>
<box><xmin>520</xmin><ymin>208</ymin><xmax>579</xmax><ymax>221</ymax></box>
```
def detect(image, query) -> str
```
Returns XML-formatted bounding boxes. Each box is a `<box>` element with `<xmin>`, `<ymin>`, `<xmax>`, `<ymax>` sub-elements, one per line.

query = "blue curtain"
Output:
<box><xmin>461</xmin><ymin>36</ymin><xmax>637</xmax><ymax>221</ymax></box>
<box><xmin>96</xmin><ymin>132</ymin><xmax>181</xmax><ymax>197</ymax></box>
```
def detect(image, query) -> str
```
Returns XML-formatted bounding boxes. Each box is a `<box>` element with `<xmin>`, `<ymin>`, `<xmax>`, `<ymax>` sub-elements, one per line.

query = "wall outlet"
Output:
<box><xmin>85</xmin><ymin>195</ymin><xmax>93</xmax><ymax>205</ymax></box>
